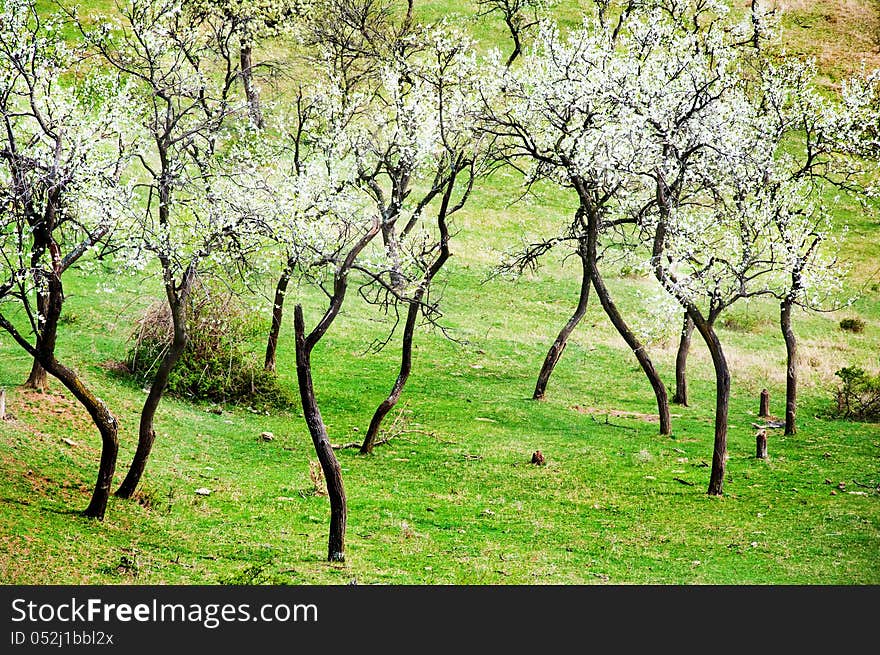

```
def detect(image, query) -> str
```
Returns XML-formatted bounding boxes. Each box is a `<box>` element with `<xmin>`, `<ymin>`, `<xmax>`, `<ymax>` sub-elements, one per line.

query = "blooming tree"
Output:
<box><xmin>482</xmin><ymin>1</ymin><xmax>673</xmax><ymax>434</ymax></box>
<box><xmin>0</xmin><ymin>0</ymin><xmax>132</xmax><ymax>519</ymax></box>
<box><xmin>77</xmin><ymin>0</ymin><xmax>267</xmax><ymax>498</ymax></box>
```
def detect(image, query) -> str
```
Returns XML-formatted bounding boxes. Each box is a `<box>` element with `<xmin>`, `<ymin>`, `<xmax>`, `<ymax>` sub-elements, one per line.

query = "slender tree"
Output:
<box><xmin>0</xmin><ymin>0</ymin><xmax>131</xmax><ymax>519</ymax></box>
<box><xmin>76</xmin><ymin>0</ymin><xmax>265</xmax><ymax>498</ymax></box>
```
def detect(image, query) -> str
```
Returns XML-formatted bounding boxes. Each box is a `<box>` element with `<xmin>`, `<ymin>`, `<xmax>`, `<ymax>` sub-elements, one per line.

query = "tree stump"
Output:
<box><xmin>758</xmin><ymin>388</ymin><xmax>770</xmax><ymax>418</ymax></box>
<box><xmin>756</xmin><ymin>429</ymin><xmax>767</xmax><ymax>459</ymax></box>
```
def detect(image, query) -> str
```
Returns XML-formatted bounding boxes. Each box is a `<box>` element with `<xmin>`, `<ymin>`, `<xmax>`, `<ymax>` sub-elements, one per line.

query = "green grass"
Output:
<box><xmin>0</xmin><ymin>0</ymin><xmax>878</xmax><ymax>585</ymax></box>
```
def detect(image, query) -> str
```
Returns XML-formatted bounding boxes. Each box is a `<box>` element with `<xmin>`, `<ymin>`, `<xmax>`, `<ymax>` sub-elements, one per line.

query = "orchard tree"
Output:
<box><xmin>477</xmin><ymin>0</ymin><xmax>554</xmax><ymax>67</ymax></box>
<box><xmin>482</xmin><ymin>2</ymin><xmax>672</xmax><ymax>434</ymax></box>
<box><xmin>77</xmin><ymin>0</ymin><xmax>266</xmax><ymax>499</ymax></box>
<box><xmin>305</xmin><ymin>1</ymin><xmax>491</xmax><ymax>453</ymax></box>
<box><xmin>0</xmin><ymin>0</ymin><xmax>131</xmax><ymax>519</ymax></box>
<box><xmin>185</xmin><ymin>0</ymin><xmax>311</xmax><ymax>129</ymax></box>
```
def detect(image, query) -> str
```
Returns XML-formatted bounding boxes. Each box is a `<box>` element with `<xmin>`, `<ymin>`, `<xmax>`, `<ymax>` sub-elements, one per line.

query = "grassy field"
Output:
<box><xmin>0</xmin><ymin>0</ymin><xmax>878</xmax><ymax>585</ymax></box>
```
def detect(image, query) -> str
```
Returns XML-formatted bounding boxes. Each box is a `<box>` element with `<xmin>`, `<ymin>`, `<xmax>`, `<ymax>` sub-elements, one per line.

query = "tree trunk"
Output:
<box><xmin>24</xmin><ymin>358</ymin><xmax>48</xmax><ymax>391</ymax></box>
<box><xmin>673</xmin><ymin>313</ymin><xmax>693</xmax><ymax>406</ymax></box>
<box><xmin>780</xmin><ymin>298</ymin><xmax>797</xmax><ymax>436</ymax></box>
<box><xmin>691</xmin><ymin>316</ymin><xmax>730</xmax><ymax>496</ymax></box>
<box><xmin>265</xmin><ymin>263</ymin><xmax>292</xmax><ymax>373</ymax></box>
<box><xmin>240</xmin><ymin>44</ymin><xmax>264</xmax><ymax>129</ymax></box>
<box><xmin>533</xmin><ymin>245</ymin><xmax>591</xmax><ymax>400</ymax></box>
<box><xmin>588</xmin><ymin>254</ymin><xmax>672</xmax><ymax>436</ymax></box>
<box><xmin>295</xmin><ymin>305</ymin><xmax>346</xmax><ymax>562</ymax></box>
<box><xmin>361</xmin><ymin>299</ymin><xmax>418</xmax><ymax>454</ymax></box>
<box><xmin>0</xmin><ymin>278</ymin><xmax>119</xmax><ymax>520</ymax></box>
<box><xmin>23</xmin><ymin>289</ymin><xmax>49</xmax><ymax>390</ymax></box>
<box><xmin>116</xmin><ymin>293</ymin><xmax>190</xmax><ymax>499</ymax></box>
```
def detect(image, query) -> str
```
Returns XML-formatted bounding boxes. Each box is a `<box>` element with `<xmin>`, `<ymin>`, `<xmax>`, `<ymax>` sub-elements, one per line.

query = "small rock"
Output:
<box><xmin>830</xmin><ymin>490</ymin><xmax>837</xmax><ymax>496</ymax></box>
<box><xmin>352</xmin><ymin>427</ymin><xmax>359</xmax><ymax>432</ymax></box>
<box><xmin>194</xmin><ymin>488</ymin><xmax>212</xmax><ymax>496</ymax></box>
<box><xmin>824</xmin><ymin>478</ymin><xmax>832</xmax><ymax>485</ymax></box>
<box><xmin>837</xmin><ymin>482</ymin><xmax>846</xmax><ymax>491</ymax></box>
<box><xmin>260</xmin><ymin>431</ymin><xmax>274</xmax><ymax>442</ymax></box>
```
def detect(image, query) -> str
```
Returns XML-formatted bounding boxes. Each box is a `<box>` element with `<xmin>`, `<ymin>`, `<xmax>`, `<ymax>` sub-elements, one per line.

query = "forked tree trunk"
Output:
<box><xmin>0</xmin><ymin>277</ymin><xmax>119</xmax><ymax>520</ymax></box>
<box><xmin>362</xmin><ymin>169</ymin><xmax>458</xmax><ymax>452</ymax></box>
<box><xmin>295</xmin><ymin>305</ymin><xmax>346</xmax><ymax>561</ymax></box>
<box><xmin>265</xmin><ymin>263</ymin><xmax>293</xmax><ymax>373</ymax></box>
<box><xmin>533</xmin><ymin>244</ymin><xmax>591</xmax><ymax>400</ymax></box>
<box><xmin>116</xmin><ymin>288</ymin><xmax>191</xmax><ymax>499</ymax></box>
<box><xmin>780</xmin><ymin>298</ymin><xmax>797</xmax><ymax>436</ymax></box>
<box><xmin>673</xmin><ymin>313</ymin><xmax>693</xmax><ymax>406</ymax></box>
<box><xmin>240</xmin><ymin>44</ymin><xmax>264</xmax><ymax>129</ymax></box>
<box><xmin>579</xmin><ymin>191</ymin><xmax>672</xmax><ymax>436</ymax></box>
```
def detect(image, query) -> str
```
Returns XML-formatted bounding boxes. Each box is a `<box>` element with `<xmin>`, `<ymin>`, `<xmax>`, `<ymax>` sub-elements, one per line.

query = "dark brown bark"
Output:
<box><xmin>295</xmin><ymin>305</ymin><xmax>346</xmax><ymax>561</ymax></box>
<box><xmin>579</xmin><ymin>185</ymin><xmax>671</xmax><ymax>436</ymax></box>
<box><xmin>361</xmin><ymin>299</ymin><xmax>418</xmax><ymax>454</ymax></box>
<box><xmin>116</xmin><ymin>287</ymin><xmax>191</xmax><ymax>499</ymax></box>
<box><xmin>651</xmin><ymin>179</ymin><xmax>728</xmax><ymax>495</ymax></box>
<box><xmin>0</xmin><ymin>273</ymin><xmax>119</xmax><ymax>520</ymax></box>
<box><xmin>588</xmin><ymin>257</ymin><xmax>672</xmax><ymax>436</ymax></box>
<box><xmin>756</xmin><ymin>429</ymin><xmax>767</xmax><ymax>459</ymax></box>
<box><xmin>673</xmin><ymin>313</ymin><xmax>693</xmax><ymax>406</ymax></box>
<box><xmin>780</xmin><ymin>299</ymin><xmax>797</xmax><ymax>435</ymax></box>
<box><xmin>24</xmin><ymin>358</ymin><xmax>48</xmax><ymax>391</ymax></box>
<box><xmin>240</xmin><ymin>44</ymin><xmax>264</xmax><ymax>129</ymax></box>
<box><xmin>533</xmin><ymin>244</ymin><xmax>591</xmax><ymax>401</ymax></box>
<box><xmin>692</xmin><ymin>316</ymin><xmax>730</xmax><ymax>496</ymax></box>
<box><xmin>759</xmin><ymin>388</ymin><xmax>770</xmax><ymax>419</ymax></box>
<box><xmin>264</xmin><ymin>263</ymin><xmax>292</xmax><ymax>373</ymax></box>
<box><xmin>290</xmin><ymin>218</ymin><xmax>380</xmax><ymax>562</ymax></box>
<box><xmin>362</xmin><ymin>165</ymin><xmax>460</xmax><ymax>451</ymax></box>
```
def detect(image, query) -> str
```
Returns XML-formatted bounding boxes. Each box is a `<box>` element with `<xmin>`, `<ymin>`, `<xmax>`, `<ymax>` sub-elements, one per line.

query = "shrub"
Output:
<box><xmin>832</xmin><ymin>366</ymin><xmax>880</xmax><ymax>422</ymax></box>
<box><xmin>125</xmin><ymin>282</ymin><xmax>295</xmax><ymax>409</ymax></box>
<box><xmin>839</xmin><ymin>317</ymin><xmax>866</xmax><ymax>333</ymax></box>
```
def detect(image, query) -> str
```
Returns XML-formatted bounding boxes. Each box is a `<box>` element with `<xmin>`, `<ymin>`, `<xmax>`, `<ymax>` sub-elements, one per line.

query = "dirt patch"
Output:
<box><xmin>570</xmin><ymin>405</ymin><xmax>681</xmax><ymax>423</ymax></box>
<box><xmin>14</xmin><ymin>388</ymin><xmax>95</xmax><ymax>438</ymax></box>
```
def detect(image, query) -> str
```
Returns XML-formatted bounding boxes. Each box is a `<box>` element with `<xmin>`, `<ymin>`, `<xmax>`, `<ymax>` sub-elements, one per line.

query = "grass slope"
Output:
<box><xmin>0</xmin><ymin>0</ymin><xmax>878</xmax><ymax>585</ymax></box>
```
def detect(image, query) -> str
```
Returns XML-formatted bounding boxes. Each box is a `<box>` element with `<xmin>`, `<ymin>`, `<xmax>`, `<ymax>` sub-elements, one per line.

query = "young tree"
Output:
<box><xmin>77</xmin><ymin>0</ymin><xmax>265</xmax><ymax>498</ymax></box>
<box><xmin>0</xmin><ymin>0</ymin><xmax>131</xmax><ymax>519</ymax></box>
<box><xmin>185</xmin><ymin>0</ymin><xmax>311</xmax><ymax>129</ymax></box>
<box><xmin>482</xmin><ymin>4</ymin><xmax>672</xmax><ymax>434</ymax></box>
<box><xmin>304</xmin><ymin>1</ymin><xmax>491</xmax><ymax>453</ymax></box>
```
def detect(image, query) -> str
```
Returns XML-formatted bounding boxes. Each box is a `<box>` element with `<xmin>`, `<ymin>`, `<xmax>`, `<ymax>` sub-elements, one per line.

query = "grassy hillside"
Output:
<box><xmin>0</xmin><ymin>0</ymin><xmax>878</xmax><ymax>585</ymax></box>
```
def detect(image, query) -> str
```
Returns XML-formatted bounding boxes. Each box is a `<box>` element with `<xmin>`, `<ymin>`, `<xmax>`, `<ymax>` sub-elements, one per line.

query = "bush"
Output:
<box><xmin>839</xmin><ymin>318</ymin><xmax>866</xmax><ymax>333</ymax></box>
<box><xmin>125</xmin><ymin>282</ymin><xmax>295</xmax><ymax>410</ymax></box>
<box><xmin>833</xmin><ymin>366</ymin><xmax>880</xmax><ymax>422</ymax></box>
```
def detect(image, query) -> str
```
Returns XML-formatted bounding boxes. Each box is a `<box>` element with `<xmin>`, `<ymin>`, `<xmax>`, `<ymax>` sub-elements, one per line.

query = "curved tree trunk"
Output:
<box><xmin>691</xmin><ymin>316</ymin><xmax>730</xmax><ymax>496</ymax></box>
<box><xmin>47</xmin><ymin>357</ymin><xmax>119</xmax><ymax>519</ymax></box>
<box><xmin>295</xmin><ymin>305</ymin><xmax>346</xmax><ymax>561</ymax></box>
<box><xmin>116</xmin><ymin>289</ymin><xmax>190</xmax><ymax>499</ymax></box>
<box><xmin>240</xmin><ymin>44</ymin><xmax>264</xmax><ymax>129</ymax></box>
<box><xmin>673</xmin><ymin>312</ymin><xmax>693</xmax><ymax>406</ymax></box>
<box><xmin>588</xmin><ymin>253</ymin><xmax>672</xmax><ymax>436</ymax></box>
<box><xmin>361</xmin><ymin>299</ymin><xmax>419</xmax><ymax>454</ymax></box>
<box><xmin>0</xmin><ymin>274</ymin><xmax>119</xmax><ymax>520</ymax></box>
<box><xmin>780</xmin><ymin>298</ymin><xmax>797</xmax><ymax>436</ymax></box>
<box><xmin>533</xmin><ymin>244</ymin><xmax>591</xmax><ymax>400</ymax></box>
<box><xmin>264</xmin><ymin>263</ymin><xmax>292</xmax><ymax>373</ymax></box>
